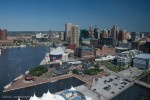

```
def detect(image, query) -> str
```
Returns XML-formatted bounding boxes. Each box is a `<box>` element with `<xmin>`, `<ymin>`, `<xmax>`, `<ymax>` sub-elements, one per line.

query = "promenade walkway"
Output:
<box><xmin>3</xmin><ymin>74</ymin><xmax>73</xmax><ymax>92</ymax></box>
<box><xmin>3</xmin><ymin>72</ymin><xmax>106</xmax><ymax>92</ymax></box>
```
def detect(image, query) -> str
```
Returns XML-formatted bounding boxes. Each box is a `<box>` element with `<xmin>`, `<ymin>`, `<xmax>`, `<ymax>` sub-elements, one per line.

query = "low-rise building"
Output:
<box><xmin>116</xmin><ymin>50</ymin><xmax>142</xmax><ymax>67</ymax></box>
<box><xmin>133</xmin><ymin>53</ymin><xmax>150</xmax><ymax>70</ymax></box>
<box><xmin>76</xmin><ymin>46</ymin><xmax>95</xmax><ymax>58</ymax></box>
<box><xmin>95</xmin><ymin>45</ymin><xmax>116</xmax><ymax>57</ymax></box>
<box><xmin>26</xmin><ymin>86</ymin><xmax>93</xmax><ymax>100</ymax></box>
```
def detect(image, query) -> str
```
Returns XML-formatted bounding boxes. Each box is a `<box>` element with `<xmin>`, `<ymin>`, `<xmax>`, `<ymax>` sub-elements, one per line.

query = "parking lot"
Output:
<box><xmin>91</xmin><ymin>74</ymin><xmax>133</xmax><ymax>99</ymax></box>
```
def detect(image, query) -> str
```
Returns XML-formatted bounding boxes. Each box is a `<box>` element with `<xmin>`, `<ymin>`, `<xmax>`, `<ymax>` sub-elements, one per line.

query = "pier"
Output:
<box><xmin>3</xmin><ymin>72</ymin><xmax>107</xmax><ymax>93</ymax></box>
<box><xmin>3</xmin><ymin>74</ymin><xmax>73</xmax><ymax>92</ymax></box>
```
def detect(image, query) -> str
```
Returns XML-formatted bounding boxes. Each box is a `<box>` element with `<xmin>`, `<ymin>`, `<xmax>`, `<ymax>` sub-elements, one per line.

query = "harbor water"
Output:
<box><xmin>0</xmin><ymin>46</ymin><xmax>85</xmax><ymax>100</ymax></box>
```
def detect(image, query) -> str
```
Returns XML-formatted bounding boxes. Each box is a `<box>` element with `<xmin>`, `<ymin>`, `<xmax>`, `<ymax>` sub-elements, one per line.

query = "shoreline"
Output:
<box><xmin>3</xmin><ymin>72</ymin><xmax>107</xmax><ymax>93</ymax></box>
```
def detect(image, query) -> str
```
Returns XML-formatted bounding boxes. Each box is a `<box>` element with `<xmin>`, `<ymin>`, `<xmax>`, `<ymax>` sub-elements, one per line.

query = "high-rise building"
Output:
<box><xmin>65</xmin><ymin>23</ymin><xmax>72</xmax><ymax>43</ymax></box>
<box><xmin>0</xmin><ymin>29</ymin><xmax>7</xmax><ymax>40</ymax></box>
<box><xmin>89</xmin><ymin>24</ymin><xmax>94</xmax><ymax>37</ymax></box>
<box><xmin>59</xmin><ymin>32</ymin><xmax>65</xmax><ymax>41</ymax></box>
<box><xmin>100</xmin><ymin>29</ymin><xmax>108</xmax><ymax>39</ymax></box>
<box><xmin>108</xmin><ymin>29</ymin><xmax>111</xmax><ymax>37</ymax></box>
<box><xmin>111</xmin><ymin>24</ymin><xmax>119</xmax><ymax>46</ymax></box>
<box><xmin>94</xmin><ymin>28</ymin><xmax>99</xmax><ymax>39</ymax></box>
<box><xmin>71</xmin><ymin>25</ymin><xmax>79</xmax><ymax>47</ymax></box>
<box><xmin>80</xmin><ymin>29</ymin><xmax>89</xmax><ymax>39</ymax></box>
<box><xmin>118</xmin><ymin>30</ymin><xmax>127</xmax><ymax>43</ymax></box>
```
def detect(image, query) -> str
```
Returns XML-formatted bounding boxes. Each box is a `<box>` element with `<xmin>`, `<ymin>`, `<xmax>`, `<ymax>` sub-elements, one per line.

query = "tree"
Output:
<box><xmin>72</xmin><ymin>69</ymin><xmax>79</xmax><ymax>74</ymax></box>
<box><xmin>29</xmin><ymin>66</ymin><xmax>48</xmax><ymax>77</ymax></box>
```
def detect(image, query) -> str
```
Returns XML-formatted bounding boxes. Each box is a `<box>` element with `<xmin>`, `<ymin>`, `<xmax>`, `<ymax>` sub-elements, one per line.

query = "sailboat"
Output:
<box><xmin>0</xmin><ymin>49</ymin><xmax>1</xmax><ymax>55</ymax></box>
<box><xmin>4</xmin><ymin>73</ymin><xmax>13</xmax><ymax>89</ymax></box>
<box><xmin>14</xmin><ymin>66</ymin><xmax>23</xmax><ymax>81</ymax></box>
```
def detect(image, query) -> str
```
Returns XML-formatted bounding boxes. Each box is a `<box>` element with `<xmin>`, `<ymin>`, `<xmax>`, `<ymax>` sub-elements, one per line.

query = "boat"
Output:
<box><xmin>4</xmin><ymin>73</ymin><xmax>13</xmax><ymax>89</ymax></box>
<box><xmin>0</xmin><ymin>49</ymin><xmax>1</xmax><ymax>55</ymax></box>
<box><xmin>25</xmin><ymin>70</ymin><xmax>29</xmax><ymax>75</ymax></box>
<box><xmin>19</xmin><ymin>44</ymin><xmax>26</xmax><ymax>48</ymax></box>
<box><xmin>50</xmin><ymin>80</ymin><xmax>57</xmax><ymax>83</ymax></box>
<box><xmin>14</xmin><ymin>74</ymin><xmax>23</xmax><ymax>81</ymax></box>
<box><xmin>14</xmin><ymin>65</ymin><xmax>23</xmax><ymax>81</ymax></box>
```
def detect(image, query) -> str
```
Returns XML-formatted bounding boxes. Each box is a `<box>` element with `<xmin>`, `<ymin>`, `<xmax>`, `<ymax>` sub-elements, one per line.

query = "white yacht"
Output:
<box><xmin>20</xmin><ymin>44</ymin><xmax>26</xmax><ymax>48</ymax></box>
<box><xmin>14</xmin><ymin>74</ymin><xmax>23</xmax><ymax>81</ymax></box>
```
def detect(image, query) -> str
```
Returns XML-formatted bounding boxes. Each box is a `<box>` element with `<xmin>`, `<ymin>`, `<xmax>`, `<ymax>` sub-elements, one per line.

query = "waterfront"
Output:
<box><xmin>0</xmin><ymin>46</ymin><xmax>86</xmax><ymax>100</ymax></box>
<box><xmin>0</xmin><ymin>46</ymin><xmax>49</xmax><ymax>99</ymax></box>
<box><xmin>0</xmin><ymin>46</ymin><xmax>150</xmax><ymax>100</ymax></box>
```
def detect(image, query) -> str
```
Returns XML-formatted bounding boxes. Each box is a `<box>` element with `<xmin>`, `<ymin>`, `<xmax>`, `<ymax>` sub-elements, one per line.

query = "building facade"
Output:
<box><xmin>65</xmin><ymin>23</ymin><xmax>72</xmax><ymax>43</ymax></box>
<box><xmin>118</xmin><ymin>30</ymin><xmax>128</xmax><ymax>43</ymax></box>
<box><xmin>71</xmin><ymin>25</ymin><xmax>79</xmax><ymax>47</ymax></box>
<box><xmin>76</xmin><ymin>46</ymin><xmax>95</xmax><ymax>58</ymax></box>
<box><xmin>0</xmin><ymin>29</ymin><xmax>7</xmax><ymax>40</ymax></box>
<box><xmin>95</xmin><ymin>45</ymin><xmax>116</xmax><ymax>57</ymax></box>
<box><xmin>111</xmin><ymin>25</ymin><xmax>119</xmax><ymax>46</ymax></box>
<box><xmin>133</xmin><ymin>54</ymin><xmax>150</xmax><ymax>70</ymax></box>
<box><xmin>80</xmin><ymin>29</ymin><xmax>89</xmax><ymax>39</ymax></box>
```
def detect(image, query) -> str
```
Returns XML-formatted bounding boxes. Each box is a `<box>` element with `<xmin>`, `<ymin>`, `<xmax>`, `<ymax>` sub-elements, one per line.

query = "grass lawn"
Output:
<box><xmin>100</xmin><ymin>61</ymin><xmax>126</xmax><ymax>72</ymax></box>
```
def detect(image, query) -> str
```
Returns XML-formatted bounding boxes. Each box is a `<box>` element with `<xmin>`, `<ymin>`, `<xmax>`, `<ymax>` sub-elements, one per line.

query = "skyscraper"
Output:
<box><xmin>111</xmin><ymin>24</ymin><xmax>119</xmax><ymax>46</ymax></box>
<box><xmin>0</xmin><ymin>29</ymin><xmax>7</xmax><ymax>40</ymax></box>
<box><xmin>71</xmin><ymin>25</ymin><xmax>79</xmax><ymax>47</ymax></box>
<box><xmin>65</xmin><ymin>23</ymin><xmax>72</xmax><ymax>43</ymax></box>
<box><xmin>118</xmin><ymin>30</ymin><xmax>128</xmax><ymax>43</ymax></box>
<box><xmin>89</xmin><ymin>24</ymin><xmax>94</xmax><ymax>37</ymax></box>
<box><xmin>80</xmin><ymin>29</ymin><xmax>89</xmax><ymax>39</ymax></box>
<box><xmin>94</xmin><ymin>28</ymin><xmax>99</xmax><ymax>39</ymax></box>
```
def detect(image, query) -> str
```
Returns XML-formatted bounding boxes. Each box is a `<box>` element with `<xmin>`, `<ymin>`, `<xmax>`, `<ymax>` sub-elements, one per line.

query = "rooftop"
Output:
<box><xmin>79</xmin><ymin>46</ymin><xmax>94</xmax><ymax>50</ymax></box>
<box><xmin>134</xmin><ymin>53</ymin><xmax>150</xmax><ymax>59</ymax></box>
<box><xmin>50</xmin><ymin>47</ymin><xmax>64</xmax><ymax>55</ymax></box>
<box><xmin>26</xmin><ymin>86</ymin><xmax>93</xmax><ymax>100</ymax></box>
<box><xmin>91</xmin><ymin>74</ymin><xmax>132</xmax><ymax>99</ymax></box>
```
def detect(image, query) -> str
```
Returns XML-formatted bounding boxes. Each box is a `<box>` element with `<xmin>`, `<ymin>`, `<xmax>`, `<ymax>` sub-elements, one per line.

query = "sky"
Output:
<box><xmin>0</xmin><ymin>0</ymin><xmax>150</xmax><ymax>32</ymax></box>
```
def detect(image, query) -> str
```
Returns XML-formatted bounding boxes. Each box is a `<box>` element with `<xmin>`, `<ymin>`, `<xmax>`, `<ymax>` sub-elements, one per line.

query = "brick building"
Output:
<box><xmin>76</xmin><ymin>46</ymin><xmax>95</xmax><ymax>58</ymax></box>
<box><xmin>95</xmin><ymin>45</ymin><xmax>116</xmax><ymax>57</ymax></box>
<box><xmin>0</xmin><ymin>29</ymin><xmax>7</xmax><ymax>40</ymax></box>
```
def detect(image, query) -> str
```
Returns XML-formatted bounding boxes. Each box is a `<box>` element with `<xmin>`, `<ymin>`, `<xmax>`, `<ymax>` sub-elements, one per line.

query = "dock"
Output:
<box><xmin>3</xmin><ymin>72</ymin><xmax>107</xmax><ymax>93</ymax></box>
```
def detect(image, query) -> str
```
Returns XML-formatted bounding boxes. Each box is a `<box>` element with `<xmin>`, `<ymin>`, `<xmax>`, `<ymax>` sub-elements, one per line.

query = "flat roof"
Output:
<box><xmin>115</xmin><ymin>47</ymin><xmax>129</xmax><ymax>50</ymax></box>
<box><xmin>134</xmin><ymin>53</ymin><xmax>150</xmax><ymax>59</ymax></box>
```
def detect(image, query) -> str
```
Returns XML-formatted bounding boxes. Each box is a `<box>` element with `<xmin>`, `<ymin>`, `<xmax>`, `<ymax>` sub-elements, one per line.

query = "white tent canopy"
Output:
<box><xmin>69</xmin><ymin>86</ymin><xmax>76</xmax><ymax>91</ymax></box>
<box><xmin>50</xmin><ymin>47</ymin><xmax>64</xmax><ymax>55</ymax></box>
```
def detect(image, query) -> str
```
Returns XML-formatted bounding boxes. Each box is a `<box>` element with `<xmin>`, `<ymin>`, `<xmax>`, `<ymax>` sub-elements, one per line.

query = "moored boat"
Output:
<box><xmin>14</xmin><ymin>74</ymin><xmax>23</xmax><ymax>81</ymax></box>
<box><xmin>20</xmin><ymin>44</ymin><xmax>26</xmax><ymax>48</ymax></box>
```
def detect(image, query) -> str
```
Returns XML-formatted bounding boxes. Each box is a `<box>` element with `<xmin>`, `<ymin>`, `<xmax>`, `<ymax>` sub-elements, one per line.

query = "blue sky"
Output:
<box><xmin>0</xmin><ymin>0</ymin><xmax>150</xmax><ymax>32</ymax></box>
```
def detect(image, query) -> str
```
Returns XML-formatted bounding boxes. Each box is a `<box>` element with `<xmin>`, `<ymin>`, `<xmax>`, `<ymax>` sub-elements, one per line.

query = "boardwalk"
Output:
<box><xmin>135</xmin><ymin>80</ymin><xmax>150</xmax><ymax>89</ymax></box>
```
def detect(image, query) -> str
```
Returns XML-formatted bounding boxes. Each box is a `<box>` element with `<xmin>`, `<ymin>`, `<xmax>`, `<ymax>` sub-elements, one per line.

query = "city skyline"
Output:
<box><xmin>0</xmin><ymin>0</ymin><xmax>150</xmax><ymax>32</ymax></box>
